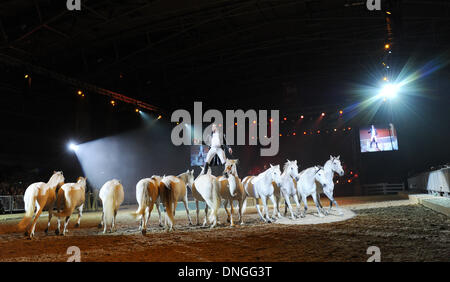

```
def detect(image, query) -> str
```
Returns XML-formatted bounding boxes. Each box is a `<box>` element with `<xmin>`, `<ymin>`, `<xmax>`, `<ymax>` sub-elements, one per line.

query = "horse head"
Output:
<box><xmin>269</xmin><ymin>164</ymin><xmax>282</xmax><ymax>187</ymax></box>
<box><xmin>314</xmin><ymin>166</ymin><xmax>328</xmax><ymax>188</ymax></box>
<box><xmin>330</xmin><ymin>155</ymin><xmax>344</xmax><ymax>176</ymax></box>
<box><xmin>49</xmin><ymin>171</ymin><xmax>65</xmax><ymax>189</ymax></box>
<box><xmin>284</xmin><ymin>159</ymin><xmax>300</xmax><ymax>181</ymax></box>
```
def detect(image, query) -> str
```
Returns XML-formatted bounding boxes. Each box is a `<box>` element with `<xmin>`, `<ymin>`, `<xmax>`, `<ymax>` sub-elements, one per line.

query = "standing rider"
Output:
<box><xmin>203</xmin><ymin>123</ymin><xmax>232</xmax><ymax>173</ymax></box>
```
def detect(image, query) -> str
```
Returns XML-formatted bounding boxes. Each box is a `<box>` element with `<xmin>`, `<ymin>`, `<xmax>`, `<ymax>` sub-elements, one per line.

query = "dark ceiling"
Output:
<box><xmin>0</xmin><ymin>0</ymin><xmax>449</xmax><ymax>111</ymax></box>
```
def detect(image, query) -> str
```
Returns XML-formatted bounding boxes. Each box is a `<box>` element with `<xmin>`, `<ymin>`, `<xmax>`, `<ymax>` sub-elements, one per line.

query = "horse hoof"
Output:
<box><xmin>97</xmin><ymin>223</ymin><xmax>103</xmax><ymax>229</ymax></box>
<box><xmin>141</xmin><ymin>229</ymin><xmax>147</xmax><ymax>235</ymax></box>
<box><xmin>55</xmin><ymin>229</ymin><xmax>60</xmax><ymax>235</ymax></box>
<box><xmin>24</xmin><ymin>231</ymin><xmax>29</xmax><ymax>237</ymax></box>
<box><xmin>44</xmin><ymin>228</ymin><xmax>49</xmax><ymax>235</ymax></box>
<box><xmin>74</xmin><ymin>223</ymin><xmax>80</xmax><ymax>228</ymax></box>
<box><xmin>159</xmin><ymin>224</ymin><xmax>163</xmax><ymax>228</ymax></box>
<box><xmin>226</xmin><ymin>218</ymin><xmax>230</xmax><ymax>223</ymax></box>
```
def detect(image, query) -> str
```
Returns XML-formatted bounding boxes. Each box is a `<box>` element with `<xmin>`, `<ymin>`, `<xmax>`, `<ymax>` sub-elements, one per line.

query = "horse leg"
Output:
<box><xmin>223</xmin><ymin>200</ymin><xmax>231</xmax><ymax>223</ymax></box>
<box><xmin>62</xmin><ymin>216</ymin><xmax>70</xmax><ymax>236</ymax></box>
<box><xmin>28</xmin><ymin>201</ymin><xmax>44</xmax><ymax>239</ymax></box>
<box><xmin>238</xmin><ymin>199</ymin><xmax>244</xmax><ymax>225</ymax></box>
<box><xmin>269</xmin><ymin>194</ymin><xmax>280</xmax><ymax>220</ymax></box>
<box><xmin>202</xmin><ymin>205</ymin><xmax>208</xmax><ymax>227</ymax></box>
<box><xmin>112</xmin><ymin>210</ymin><xmax>118</xmax><ymax>232</ymax></box>
<box><xmin>45</xmin><ymin>203</ymin><xmax>53</xmax><ymax>234</ymax></box>
<box><xmin>300</xmin><ymin>194</ymin><xmax>308</xmax><ymax>218</ymax></box>
<box><xmin>229</xmin><ymin>200</ymin><xmax>235</xmax><ymax>227</ymax></box>
<box><xmin>75</xmin><ymin>204</ymin><xmax>83</xmax><ymax>227</ymax></box>
<box><xmin>293</xmin><ymin>193</ymin><xmax>301</xmax><ymax>218</ymax></box>
<box><xmin>261</xmin><ymin>196</ymin><xmax>272</xmax><ymax>223</ymax></box>
<box><xmin>317</xmin><ymin>192</ymin><xmax>328</xmax><ymax>215</ymax></box>
<box><xmin>182</xmin><ymin>197</ymin><xmax>193</xmax><ymax>226</ymax></box>
<box><xmin>312</xmin><ymin>193</ymin><xmax>325</xmax><ymax>217</ymax></box>
<box><xmin>254</xmin><ymin>198</ymin><xmax>267</xmax><ymax>222</ymax></box>
<box><xmin>283</xmin><ymin>193</ymin><xmax>296</xmax><ymax>220</ymax></box>
<box><xmin>56</xmin><ymin>215</ymin><xmax>61</xmax><ymax>235</ymax></box>
<box><xmin>195</xmin><ymin>200</ymin><xmax>200</xmax><ymax>225</ymax></box>
<box><xmin>98</xmin><ymin>212</ymin><xmax>104</xmax><ymax>229</ymax></box>
<box><xmin>156</xmin><ymin>200</ymin><xmax>163</xmax><ymax>227</ymax></box>
<box><xmin>102</xmin><ymin>212</ymin><xmax>107</xmax><ymax>234</ymax></box>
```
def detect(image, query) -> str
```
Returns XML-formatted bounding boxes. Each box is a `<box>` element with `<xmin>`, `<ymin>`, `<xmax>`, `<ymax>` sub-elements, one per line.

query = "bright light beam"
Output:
<box><xmin>378</xmin><ymin>83</ymin><xmax>400</xmax><ymax>99</ymax></box>
<box><xmin>68</xmin><ymin>142</ymin><xmax>79</xmax><ymax>152</ymax></box>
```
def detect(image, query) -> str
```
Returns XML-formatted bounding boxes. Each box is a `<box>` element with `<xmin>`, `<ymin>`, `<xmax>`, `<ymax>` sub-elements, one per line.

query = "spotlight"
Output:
<box><xmin>135</xmin><ymin>108</ymin><xmax>140</xmax><ymax>113</ymax></box>
<box><xmin>321</xmin><ymin>112</ymin><xmax>325</xmax><ymax>117</ymax></box>
<box><xmin>24</xmin><ymin>74</ymin><xmax>29</xmax><ymax>79</ymax></box>
<box><xmin>384</xmin><ymin>44</ymin><xmax>390</xmax><ymax>50</ymax></box>
<box><xmin>111</xmin><ymin>100</ymin><xmax>116</xmax><ymax>106</ymax></box>
<box><xmin>379</xmin><ymin>83</ymin><xmax>399</xmax><ymax>99</ymax></box>
<box><xmin>300</xmin><ymin>115</ymin><xmax>304</xmax><ymax>119</ymax></box>
<box><xmin>339</xmin><ymin>110</ymin><xmax>343</xmax><ymax>115</ymax></box>
<box><xmin>157</xmin><ymin>115</ymin><xmax>162</xmax><ymax>120</ymax></box>
<box><xmin>77</xmin><ymin>90</ymin><xmax>83</xmax><ymax>95</ymax></box>
<box><xmin>68</xmin><ymin>142</ymin><xmax>79</xmax><ymax>152</ymax></box>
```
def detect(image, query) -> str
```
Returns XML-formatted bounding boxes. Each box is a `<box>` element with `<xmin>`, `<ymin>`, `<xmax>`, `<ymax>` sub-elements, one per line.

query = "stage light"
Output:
<box><xmin>111</xmin><ymin>100</ymin><xmax>116</xmax><ymax>106</ymax></box>
<box><xmin>279</xmin><ymin>133</ymin><xmax>282</xmax><ymax>137</ymax></box>
<box><xmin>300</xmin><ymin>115</ymin><xmax>304</xmax><ymax>119</ymax></box>
<box><xmin>78</xmin><ymin>90</ymin><xmax>83</xmax><ymax>95</ymax></box>
<box><xmin>339</xmin><ymin>110</ymin><xmax>343</xmax><ymax>115</ymax></box>
<box><xmin>386</xmin><ymin>11</ymin><xmax>391</xmax><ymax>15</ymax></box>
<box><xmin>383</xmin><ymin>77</ymin><xmax>388</xmax><ymax>81</ymax></box>
<box><xmin>334</xmin><ymin>128</ymin><xmax>337</xmax><ymax>132</ymax></box>
<box><xmin>317</xmin><ymin>130</ymin><xmax>320</xmax><ymax>134</ymax></box>
<box><xmin>135</xmin><ymin>108</ymin><xmax>140</xmax><ymax>113</ymax></box>
<box><xmin>384</xmin><ymin>44</ymin><xmax>390</xmax><ymax>50</ymax></box>
<box><xmin>379</xmin><ymin>83</ymin><xmax>399</xmax><ymax>99</ymax></box>
<box><xmin>269</xmin><ymin>118</ymin><xmax>273</xmax><ymax>123</ymax></box>
<box><xmin>157</xmin><ymin>115</ymin><xmax>162</xmax><ymax>120</ymax></box>
<box><xmin>303</xmin><ymin>131</ymin><xmax>307</xmax><ymax>135</ymax></box>
<box><xmin>24</xmin><ymin>74</ymin><xmax>29</xmax><ymax>79</ymax></box>
<box><xmin>68</xmin><ymin>142</ymin><xmax>79</xmax><ymax>152</ymax></box>
<box><xmin>253</xmin><ymin>120</ymin><xmax>256</xmax><ymax>124</ymax></box>
<box><xmin>321</xmin><ymin>112</ymin><xmax>325</xmax><ymax>117</ymax></box>
<box><xmin>293</xmin><ymin>132</ymin><xmax>296</xmax><ymax>136</ymax></box>
<box><xmin>283</xmin><ymin>117</ymin><xmax>287</xmax><ymax>121</ymax></box>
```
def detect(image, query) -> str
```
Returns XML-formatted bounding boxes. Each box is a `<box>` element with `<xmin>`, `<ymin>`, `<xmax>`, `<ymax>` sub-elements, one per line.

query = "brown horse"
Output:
<box><xmin>53</xmin><ymin>177</ymin><xmax>87</xmax><ymax>235</ymax></box>
<box><xmin>159</xmin><ymin>170</ymin><xmax>194</xmax><ymax>231</ymax></box>
<box><xmin>132</xmin><ymin>175</ymin><xmax>163</xmax><ymax>235</ymax></box>
<box><xmin>18</xmin><ymin>171</ymin><xmax>65</xmax><ymax>239</ymax></box>
<box><xmin>219</xmin><ymin>159</ymin><xmax>246</xmax><ymax>226</ymax></box>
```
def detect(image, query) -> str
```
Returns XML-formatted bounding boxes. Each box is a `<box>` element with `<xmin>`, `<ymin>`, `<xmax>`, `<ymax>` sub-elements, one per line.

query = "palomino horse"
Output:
<box><xmin>273</xmin><ymin>160</ymin><xmax>301</xmax><ymax>220</ymax></box>
<box><xmin>99</xmin><ymin>179</ymin><xmax>124</xmax><ymax>233</ymax></box>
<box><xmin>219</xmin><ymin>159</ymin><xmax>246</xmax><ymax>226</ymax></box>
<box><xmin>192</xmin><ymin>166</ymin><xmax>221</xmax><ymax>228</ymax></box>
<box><xmin>316</xmin><ymin>155</ymin><xmax>345</xmax><ymax>215</ymax></box>
<box><xmin>54</xmin><ymin>177</ymin><xmax>87</xmax><ymax>236</ymax></box>
<box><xmin>242</xmin><ymin>164</ymin><xmax>282</xmax><ymax>223</ymax></box>
<box><xmin>18</xmin><ymin>171</ymin><xmax>65</xmax><ymax>239</ymax></box>
<box><xmin>133</xmin><ymin>176</ymin><xmax>163</xmax><ymax>235</ymax></box>
<box><xmin>159</xmin><ymin>170</ymin><xmax>195</xmax><ymax>231</ymax></box>
<box><xmin>296</xmin><ymin>166</ymin><xmax>329</xmax><ymax>217</ymax></box>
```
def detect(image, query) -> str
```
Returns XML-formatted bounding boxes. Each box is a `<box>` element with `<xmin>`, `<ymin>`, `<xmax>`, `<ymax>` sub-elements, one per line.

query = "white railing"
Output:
<box><xmin>363</xmin><ymin>183</ymin><xmax>404</xmax><ymax>195</ymax></box>
<box><xmin>0</xmin><ymin>195</ymin><xmax>24</xmax><ymax>213</ymax></box>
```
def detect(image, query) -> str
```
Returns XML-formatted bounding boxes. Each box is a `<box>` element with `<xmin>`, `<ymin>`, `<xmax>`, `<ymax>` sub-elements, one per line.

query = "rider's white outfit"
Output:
<box><xmin>205</xmin><ymin>131</ymin><xmax>226</xmax><ymax>165</ymax></box>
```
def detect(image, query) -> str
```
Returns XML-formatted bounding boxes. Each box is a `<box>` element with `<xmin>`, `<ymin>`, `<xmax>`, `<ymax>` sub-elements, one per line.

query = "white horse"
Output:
<box><xmin>297</xmin><ymin>166</ymin><xmax>329</xmax><ymax>217</ymax></box>
<box><xmin>273</xmin><ymin>160</ymin><xmax>301</xmax><ymax>220</ymax></box>
<box><xmin>192</xmin><ymin>166</ymin><xmax>221</xmax><ymax>228</ymax></box>
<box><xmin>132</xmin><ymin>176</ymin><xmax>163</xmax><ymax>235</ymax></box>
<box><xmin>242</xmin><ymin>164</ymin><xmax>282</xmax><ymax>223</ymax></box>
<box><xmin>54</xmin><ymin>176</ymin><xmax>87</xmax><ymax>236</ymax></box>
<box><xmin>316</xmin><ymin>155</ymin><xmax>345</xmax><ymax>215</ymax></box>
<box><xmin>99</xmin><ymin>179</ymin><xmax>124</xmax><ymax>233</ymax></box>
<box><xmin>18</xmin><ymin>171</ymin><xmax>65</xmax><ymax>239</ymax></box>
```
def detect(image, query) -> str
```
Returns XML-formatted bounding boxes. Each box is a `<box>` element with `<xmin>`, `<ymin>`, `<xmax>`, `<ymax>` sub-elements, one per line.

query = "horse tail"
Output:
<box><xmin>209</xmin><ymin>179</ymin><xmax>221</xmax><ymax>224</ymax></box>
<box><xmin>131</xmin><ymin>180</ymin><xmax>150</xmax><ymax>219</ymax></box>
<box><xmin>53</xmin><ymin>188</ymin><xmax>74</xmax><ymax>217</ymax></box>
<box><xmin>17</xmin><ymin>185</ymin><xmax>37</xmax><ymax>231</ymax></box>
<box><xmin>103</xmin><ymin>183</ymin><xmax>119</xmax><ymax>228</ymax></box>
<box><xmin>160</xmin><ymin>180</ymin><xmax>174</xmax><ymax>227</ymax></box>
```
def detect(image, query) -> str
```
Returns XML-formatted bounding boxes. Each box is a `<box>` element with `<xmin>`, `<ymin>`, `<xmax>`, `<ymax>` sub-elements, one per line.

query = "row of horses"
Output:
<box><xmin>16</xmin><ymin>155</ymin><xmax>344</xmax><ymax>238</ymax></box>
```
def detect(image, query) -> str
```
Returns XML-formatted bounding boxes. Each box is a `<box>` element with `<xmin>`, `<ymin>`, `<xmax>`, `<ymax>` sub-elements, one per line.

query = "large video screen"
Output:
<box><xmin>360</xmin><ymin>124</ymin><xmax>399</xmax><ymax>153</ymax></box>
<box><xmin>190</xmin><ymin>145</ymin><xmax>209</xmax><ymax>167</ymax></box>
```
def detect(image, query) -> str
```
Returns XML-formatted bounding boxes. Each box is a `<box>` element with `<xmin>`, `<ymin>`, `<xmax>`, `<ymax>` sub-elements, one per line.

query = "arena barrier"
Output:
<box><xmin>363</xmin><ymin>183</ymin><xmax>405</xmax><ymax>195</ymax></box>
<box><xmin>0</xmin><ymin>195</ymin><xmax>24</xmax><ymax>214</ymax></box>
<box><xmin>408</xmin><ymin>166</ymin><xmax>450</xmax><ymax>197</ymax></box>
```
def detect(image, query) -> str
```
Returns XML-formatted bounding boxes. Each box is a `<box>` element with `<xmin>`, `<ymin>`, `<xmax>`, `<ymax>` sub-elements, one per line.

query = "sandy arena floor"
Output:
<box><xmin>0</xmin><ymin>195</ymin><xmax>449</xmax><ymax>262</ymax></box>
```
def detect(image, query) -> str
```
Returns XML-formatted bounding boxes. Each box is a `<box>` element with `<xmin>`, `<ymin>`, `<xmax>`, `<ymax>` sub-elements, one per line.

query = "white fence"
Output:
<box><xmin>363</xmin><ymin>183</ymin><xmax>405</xmax><ymax>195</ymax></box>
<box><xmin>408</xmin><ymin>167</ymin><xmax>449</xmax><ymax>197</ymax></box>
<box><xmin>0</xmin><ymin>195</ymin><xmax>24</xmax><ymax>214</ymax></box>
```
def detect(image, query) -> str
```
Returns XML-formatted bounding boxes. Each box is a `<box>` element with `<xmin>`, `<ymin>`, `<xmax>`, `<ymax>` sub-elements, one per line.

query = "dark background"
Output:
<box><xmin>0</xmin><ymin>0</ymin><xmax>449</xmax><ymax>201</ymax></box>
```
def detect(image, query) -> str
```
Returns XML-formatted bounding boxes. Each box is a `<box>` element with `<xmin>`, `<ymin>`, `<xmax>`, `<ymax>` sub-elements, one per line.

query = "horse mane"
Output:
<box><xmin>251</xmin><ymin>166</ymin><xmax>271</xmax><ymax>184</ymax></box>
